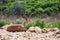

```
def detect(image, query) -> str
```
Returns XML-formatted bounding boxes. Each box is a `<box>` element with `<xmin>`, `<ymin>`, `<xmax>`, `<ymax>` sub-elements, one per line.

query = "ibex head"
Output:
<box><xmin>22</xmin><ymin>15</ymin><xmax>29</xmax><ymax>26</ymax></box>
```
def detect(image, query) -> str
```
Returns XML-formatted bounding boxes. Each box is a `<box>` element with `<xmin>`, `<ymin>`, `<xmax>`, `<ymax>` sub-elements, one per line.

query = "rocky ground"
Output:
<box><xmin>0</xmin><ymin>28</ymin><xmax>60</xmax><ymax>40</ymax></box>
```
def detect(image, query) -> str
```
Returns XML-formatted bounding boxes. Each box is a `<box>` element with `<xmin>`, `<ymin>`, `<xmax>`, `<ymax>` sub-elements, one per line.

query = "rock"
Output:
<box><xmin>56</xmin><ymin>34</ymin><xmax>60</xmax><ymax>38</ymax></box>
<box><xmin>56</xmin><ymin>30</ymin><xmax>60</xmax><ymax>34</ymax></box>
<box><xmin>49</xmin><ymin>28</ymin><xmax>59</xmax><ymax>32</ymax></box>
<box><xmin>1</xmin><ymin>23</ymin><xmax>13</xmax><ymax>29</ymax></box>
<box><xmin>28</xmin><ymin>27</ymin><xmax>35</xmax><ymax>32</ymax></box>
<box><xmin>1</xmin><ymin>25</ymin><xmax>11</xmax><ymax>30</ymax></box>
<box><xmin>0</xmin><ymin>28</ymin><xmax>60</xmax><ymax>40</ymax></box>
<box><xmin>34</xmin><ymin>27</ymin><xmax>42</xmax><ymax>33</ymax></box>
<box><xmin>42</xmin><ymin>29</ymin><xmax>48</xmax><ymax>33</ymax></box>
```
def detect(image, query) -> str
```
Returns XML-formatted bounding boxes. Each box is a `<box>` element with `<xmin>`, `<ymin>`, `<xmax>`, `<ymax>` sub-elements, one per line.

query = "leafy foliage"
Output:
<box><xmin>47</xmin><ymin>20</ymin><xmax>60</xmax><ymax>30</ymax></box>
<box><xmin>13</xmin><ymin>19</ymin><xmax>23</xmax><ymax>24</ymax></box>
<box><xmin>24</xmin><ymin>22</ymin><xmax>36</xmax><ymax>29</ymax></box>
<box><xmin>25</xmin><ymin>0</ymin><xmax>60</xmax><ymax>16</ymax></box>
<box><xmin>25</xmin><ymin>19</ymin><xmax>46</xmax><ymax>29</ymax></box>
<box><xmin>0</xmin><ymin>20</ymin><xmax>11</xmax><ymax>27</ymax></box>
<box><xmin>35</xmin><ymin>19</ymin><xmax>46</xmax><ymax>29</ymax></box>
<box><xmin>0</xmin><ymin>0</ymin><xmax>60</xmax><ymax>16</ymax></box>
<box><xmin>4</xmin><ymin>1</ymin><xmax>26</xmax><ymax>16</ymax></box>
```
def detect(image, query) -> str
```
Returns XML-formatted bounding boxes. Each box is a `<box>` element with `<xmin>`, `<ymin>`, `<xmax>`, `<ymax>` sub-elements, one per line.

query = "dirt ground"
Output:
<box><xmin>0</xmin><ymin>28</ymin><xmax>60</xmax><ymax>40</ymax></box>
<box><xmin>0</xmin><ymin>14</ymin><xmax>60</xmax><ymax>40</ymax></box>
<box><xmin>0</xmin><ymin>14</ymin><xmax>59</xmax><ymax>24</ymax></box>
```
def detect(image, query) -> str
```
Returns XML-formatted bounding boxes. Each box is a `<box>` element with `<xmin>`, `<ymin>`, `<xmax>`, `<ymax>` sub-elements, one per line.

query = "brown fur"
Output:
<box><xmin>5</xmin><ymin>16</ymin><xmax>29</xmax><ymax>32</ymax></box>
<box><xmin>6</xmin><ymin>24</ymin><xmax>24</xmax><ymax>32</ymax></box>
<box><xmin>22</xmin><ymin>15</ymin><xmax>29</xmax><ymax>26</ymax></box>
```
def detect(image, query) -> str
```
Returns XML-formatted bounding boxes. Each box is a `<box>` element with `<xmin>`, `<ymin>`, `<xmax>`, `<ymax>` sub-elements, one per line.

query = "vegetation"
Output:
<box><xmin>25</xmin><ymin>19</ymin><xmax>46</xmax><ymax>29</ymax></box>
<box><xmin>0</xmin><ymin>19</ymin><xmax>60</xmax><ymax>30</ymax></box>
<box><xmin>47</xmin><ymin>20</ymin><xmax>60</xmax><ymax>30</ymax></box>
<box><xmin>0</xmin><ymin>20</ymin><xmax>11</xmax><ymax>27</ymax></box>
<box><xmin>25</xmin><ymin>0</ymin><xmax>60</xmax><ymax>16</ymax></box>
<box><xmin>3</xmin><ymin>1</ymin><xmax>26</xmax><ymax>16</ymax></box>
<box><xmin>25</xmin><ymin>19</ymin><xmax>60</xmax><ymax>30</ymax></box>
<box><xmin>0</xmin><ymin>0</ymin><xmax>60</xmax><ymax>16</ymax></box>
<box><xmin>13</xmin><ymin>19</ymin><xmax>23</xmax><ymax>24</ymax></box>
<box><xmin>0</xmin><ymin>0</ymin><xmax>60</xmax><ymax>29</ymax></box>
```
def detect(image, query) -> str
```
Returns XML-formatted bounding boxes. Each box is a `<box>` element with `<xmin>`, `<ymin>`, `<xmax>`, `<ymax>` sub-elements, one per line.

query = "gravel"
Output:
<box><xmin>0</xmin><ymin>29</ymin><xmax>60</xmax><ymax>40</ymax></box>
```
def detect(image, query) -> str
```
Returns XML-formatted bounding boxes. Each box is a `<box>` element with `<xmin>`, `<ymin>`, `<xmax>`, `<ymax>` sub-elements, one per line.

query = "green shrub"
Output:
<box><xmin>2</xmin><ymin>0</ymin><xmax>60</xmax><ymax>16</ymax></box>
<box><xmin>4</xmin><ymin>1</ymin><xmax>26</xmax><ymax>16</ymax></box>
<box><xmin>13</xmin><ymin>19</ymin><xmax>23</xmax><ymax>24</ymax></box>
<box><xmin>0</xmin><ymin>20</ymin><xmax>11</xmax><ymax>27</ymax></box>
<box><xmin>3</xmin><ymin>0</ymin><xmax>15</xmax><ymax>3</ymax></box>
<box><xmin>25</xmin><ymin>19</ymin><xmax>46</xmax><ymax>29</ymax></box>
<box><xmin>47</xmin><ymin>20</ymin><xmax>60</xmax><ymax>30</ymax></box>
<box><xmin>25</xmin><ymin>0</ymin><xmax>60</xmax><ymax>16</ymax></box>
<box><xmin>24</xmin><ymin>22</ymin><xmax>36</xmax><ymax>29</ymax></box>
<box><xmin>0</xmin><ymin>6</ymin><xmax>8</xmax><ymax>11</ymax></box>
<box><xmin>35</xmin><ymin>19</ymin><xmax>46</xmax><ymax>29</ymax></box>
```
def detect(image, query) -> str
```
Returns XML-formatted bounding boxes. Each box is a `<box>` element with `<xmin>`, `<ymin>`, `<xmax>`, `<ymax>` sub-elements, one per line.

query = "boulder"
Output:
<box><xmin>56</xmin><ymin>30</ymin><xmax>60</xmax><ymax>34</ymax></box>
<box><xmin>42</xmin><ymin>29</ymin><xmax>48</xmax><ymax>33</ymax></box>
<box><xmin>1</xmin><ymin>25</ymin><xmax>11</xmax><ymax>30</ymax></box>
<box><xmin>49</xmin><ymin>28</ymin><xmax>59</xmax><ymax>32</ymax></box>
<box><xmin>28</xmin><ymin>27</ymin><xmax>35</xmax><ymax>32</ymax></box>
<box><xmin>34</xmin><ymin>27</ymin><xmax>42</xmax><ymax>33</ymax></box>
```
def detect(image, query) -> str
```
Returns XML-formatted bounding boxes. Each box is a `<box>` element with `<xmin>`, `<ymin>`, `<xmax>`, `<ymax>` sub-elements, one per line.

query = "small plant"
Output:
<box><xmin>13</xmin><ymin>19</ymin><xmax>23</xmax><ymax>24</ymax></box>
<box><xmin>25</xmin><ymin>19</ymin><xmax>46</xmax><ymax>29</ymax></box>
<box><xmin>47</xmin><ymin>20</ymin><xmax>60</xmax><ymax>30</ymax></box>
<box><xmin>35</xmin><ymin>19</ymin><xmax>46</xmax><ymax>29</ymax></box>
<box><xmin>24</xmin><ymin>22</ymin><xmax>36</xmax><ymax>29</ymax></box>
<box><xmin>0</xmin><ymin>20</ymin><xmax>11</xmax><ymax>27</ymax></box>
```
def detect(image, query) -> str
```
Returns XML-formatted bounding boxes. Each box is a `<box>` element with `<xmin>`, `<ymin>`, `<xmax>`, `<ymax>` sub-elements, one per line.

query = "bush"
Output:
<box><xmin>2</xmin><ymin>0</ymin><xmax>60</xmax><ymax>16</ymax></box>
<box><xmin>13</xmin><ymin>19</ymin><xmax>23</xmax><ymax>24</ymax></box>
<box><xmin>24</xmin><ymin>22</ymin><xmax>36</xmax><ymax>29</ymax></box>
<box><xmin>35</xmin><ymin>19</ymin><xmax>46</xmax><ymax>29</ymax></box>
<box><xmin>25</xmin><ymin>0</ymin><xmax>60</xmax><ymax>16</ymax></box>
<box><xmin>47</xmin><ymin>20</ymin><xmax>60</xmax><ymax>30</ymax></box>
<box><xmin>0</xmin><ymin>20</ymin><xmax>11</xmax><ymax>27</ymax></box>
<box><xmin>25</xmin><ymin>19</ymin><xmax>46</xmax><ymax>29</ymax></box>
<box><xmin>3</xmin><ymin>0</ymin><xmax>14</xmax><ymax>3</ymax></box>
<box><xmin>0</xmin><ymin>6</ymin><xmax>8</xmax><ymax>11</ymax></box>
<box><xmin>4</xmin><ymin>1</ymin><xmax>26</xmax><ymax>16</ymax></box>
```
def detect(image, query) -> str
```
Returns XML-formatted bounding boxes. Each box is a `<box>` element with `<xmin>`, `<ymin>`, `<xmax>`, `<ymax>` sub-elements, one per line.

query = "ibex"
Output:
<box><xmin>1</xmin><ymin>16</ymin><xmax>29</xmax><ymax>32</ymax></box>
